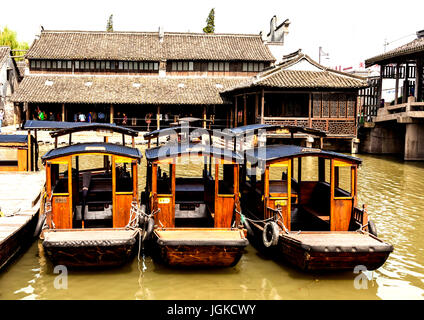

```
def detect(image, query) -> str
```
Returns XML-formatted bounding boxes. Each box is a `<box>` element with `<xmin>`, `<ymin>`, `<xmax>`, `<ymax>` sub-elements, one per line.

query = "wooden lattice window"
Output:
<box><xmin>313</xmin><ymin>93</ymin><xmax>321</xmax><ymax>117</ymax></box>
<box><xmin>322</xmin><ymin>94</ymin><xmax>329</xmax><ymax>117</ymax></box>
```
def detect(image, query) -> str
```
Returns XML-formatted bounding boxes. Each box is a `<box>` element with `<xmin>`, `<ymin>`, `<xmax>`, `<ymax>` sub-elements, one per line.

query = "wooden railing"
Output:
<box><xmin>261</xmin><ymin>117</ymin><xmax>357</xmax><ymax>137</ymax></box>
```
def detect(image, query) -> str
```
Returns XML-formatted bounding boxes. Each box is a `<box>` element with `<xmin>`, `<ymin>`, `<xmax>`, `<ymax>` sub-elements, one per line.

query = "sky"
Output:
<box><xmin>1</xmin><ymin>0</ymin><xmax>423</xmax><ymax>68</ymax></box>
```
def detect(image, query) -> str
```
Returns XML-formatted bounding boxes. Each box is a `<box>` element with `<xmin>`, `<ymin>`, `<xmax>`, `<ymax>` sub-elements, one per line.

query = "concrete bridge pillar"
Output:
<box><xmin>351</xmin><ymin>138</ymin><xmax>360</xmax><ymax>154</ymax></box>
<box><xmin>404</xmin><ymin>123</ymin><xmax>424</xmax><ymax>160</ymax></box>
<box><xmin>360</xmin><ymin>124</ymin><xmax>404</xmax><ymax>155</ymax></box>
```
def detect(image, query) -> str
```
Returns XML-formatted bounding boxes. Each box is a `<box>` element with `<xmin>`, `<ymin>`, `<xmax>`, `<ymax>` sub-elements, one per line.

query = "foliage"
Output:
<box><xmin>0</xmin><ymin>26</ymin><xmax>29</xmax><ymax>60</ymax></box>
<box><xmin>106</xmin><ymin>14</ymin><xmax>114</xmax><ymax>32</ymax></box>
<box><xmin>203</xmin><ymin>8</ymin><xmax>215</xmax><ymax>34</ymax></box>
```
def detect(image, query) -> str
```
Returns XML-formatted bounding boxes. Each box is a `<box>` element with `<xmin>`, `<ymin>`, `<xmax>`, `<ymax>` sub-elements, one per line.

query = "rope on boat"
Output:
<box><xmin>356</xmin><ymin>222</ymin><xmax>369</xmax><ymax>233</ymax></box>
<box><xmin>235</xmin><ymin>208</ymin><xmax>290</xmax><ymax>235</ymax></box>
<box><xmin>126</xmin><ymin>202</ymin><xmax>145</xmax><ymax>263</ymax></box>
<box><xmin>274</xmin><ymin>209</ymin><xmax>290</xmax><ymax>234</ymax></box>
<box><xmin>235</xmin><ymin>209</ymin><xmax>275</xmax><ymax>224</ymax></box>
<box><xmin>126</xmin><ymin>201</ymin><xmax>142</xmax><ymax>229</ymax></box>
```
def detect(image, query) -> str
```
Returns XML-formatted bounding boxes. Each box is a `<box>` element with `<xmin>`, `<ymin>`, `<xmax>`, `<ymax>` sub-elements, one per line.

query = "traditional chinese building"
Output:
<box><xmin>222</xmin><ymin>50</ymin><xmax>368</xmax><ymax>150</ymax></box>
<box><xmin>360</xmin><ymin>29</ymin><xmax>424</xmax><ymax>160</ymax></box>
<box><xmin>11</xmin><ymin>27</ymin><xmax>279</xmax><ymax>130</ymax></box>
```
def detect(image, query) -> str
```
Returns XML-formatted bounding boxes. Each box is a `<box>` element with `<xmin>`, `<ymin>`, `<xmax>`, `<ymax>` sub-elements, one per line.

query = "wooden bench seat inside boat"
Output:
<box><xmin>174</xmin><ymin>179</ymin><xmax>208</xmax><ymax>221</ymax></box>
<box><xmin>302</xmin><ymin>182</ymin><xmax>330</xmax><ymax>223</ymax></box>
<box><xmin>155</xmin><ymin>229</ymin><xmax>248</xmax><ymax>246</ymax></box>
<box><xmin>282</xmin><ymin>231</ymin><xmax>393</xmax><ymax>253</ymax></box>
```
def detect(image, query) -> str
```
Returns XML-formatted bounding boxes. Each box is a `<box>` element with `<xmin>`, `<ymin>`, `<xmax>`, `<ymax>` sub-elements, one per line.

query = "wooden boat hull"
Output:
<box><xmin>152</xmin><ymin>228</ymin><xmax>248</xmax><ymax>267</ymax></box>
<box><xmin>0</xmin><ymin>211</ymin><xmax>39</xmax><ymax>270</ymax></box>
<box><xmin>248</xmin><ymin>222</ymin><xmax>393</xmax><ymax>271</ymax></box>
<box><xmin>278</xmin><ymin>232</ymin><xmax>393</xmax><ymax>271</ymax></box>
<box><xmin>42</xmin><ymin>228</ymin><xmax>140</xmax><ymax>268</ymax></box>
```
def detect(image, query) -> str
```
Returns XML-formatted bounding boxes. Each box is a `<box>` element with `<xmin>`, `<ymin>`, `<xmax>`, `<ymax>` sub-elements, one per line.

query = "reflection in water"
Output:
<box><xmin>0</xmin><ymin>148</ymin><xmax>423</xmax><ymax>299</ymax></box>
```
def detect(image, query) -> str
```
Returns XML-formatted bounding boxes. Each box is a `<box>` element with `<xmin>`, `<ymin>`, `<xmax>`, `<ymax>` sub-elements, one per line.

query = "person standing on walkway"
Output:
<box><xmin>98</xmin><ymin>111</ymin><xmax>105</xmax><ymax>123</ymax></box>
<box><xmin>79</xmin><ymin>112</ymin><xmax>86</xmax><ymax>122</ymax></box>
<box><xmin>0</xmin><ymin>109</ymin><xmax>4</xmax><ymax>132</ymax></box>
<box><xmin>145</xmin><ymin>113</ymin><xmax>152</xmax><ymax>131</ymax></box>
<box><xmin>38</xmin><ymin>109</ymin><xmax>45</xmax><ymax>120</ymax></box>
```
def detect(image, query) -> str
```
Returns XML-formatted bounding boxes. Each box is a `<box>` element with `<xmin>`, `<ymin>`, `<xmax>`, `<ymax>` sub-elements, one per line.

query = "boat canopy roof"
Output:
<box><xmin>42</xmin><ymin>142</ymin><xmax>142</xmax><ymax>162</ymax></box>
<box><xmin>145</xmin><ymin>142</ymin><xmax>243</xmax><ymax>162</ymax></box>
<box><xmin>0</xmin><ymin>134</ymin><xmax>28</xmax><ymax>144</ymax></box>
<box><xmin>226</xmin><ymin>124</ymin><xmax>281</xmax><ymax>135</ymax></box>
<box><xmin>24</xmin><ymin>120</ymin><xmax>99</xmax><ymax>130</ymax></box>
<box><xmin>227</xmin><ymin>124</ymin><xmax>327</xmax><ymax>137</ymax></box>
<box><xmin>143</xmin><ymin>126</ymin><xmax>215</xmax><ymax>140</ymax></box>
<box><xmin>178</xmin><ymin>117</ymin><xmax>212</xmax><ymax>123</ymax></box>
<box><xmin>246</xmin><ymin>144</ymin><xmax>361</xmax><ymax>164</ymax></box>
<box><xmin>49</xmin><ymin>123</ymin><xmax>138</xmax><ymax>138</ymax></box>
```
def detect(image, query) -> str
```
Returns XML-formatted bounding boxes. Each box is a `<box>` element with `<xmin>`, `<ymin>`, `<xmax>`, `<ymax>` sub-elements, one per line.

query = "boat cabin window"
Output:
<box><xmin>291</xmin><ymin>158</ymin><xmax>299</xmax><ymax>182</ymax></box>
<box><xmin>50</xmin><ymin>163</ymin><xmax>69</xmax><ymax>193</ymax></box>
<box><xmin>334</xmin><ymin>164</ymin><xmax>353</xmax><ymax>198</ymax></box>
<box><xmin>269</xmin><ymin>164</ymin><xmax>289</xmax><ymax>194</ymax></box>
<box><xmin>175</xmin><ymin>157</ymin><xmax>206</xmax><ymax>202</ymax></box>
<box><xmin>115</xmin><ymin>162</ymin><xmax>134</xmax><ymax>193</ymax></box>
<box><xmin>0</xmin><ymin>147</ymin><xmax>18</xmax><ymax>167</ymax></box>
<box><xmin>246</xmin><ymin>163</ymin><xmax>264</xmax><ymax>192</ymax></box>
<box><xmin>156</xmin><ymin>163</ymin><xmax>172</xmax><ymax>194</ymax></box>
<box><xmin>211</xmin><ymin>164</ymin><xmax>234</xmax><ymax>195</ymax></box>
<box><xmin>301</xmin><ymin>156</ymin><xmax>319</xmax><ymax>181</ymax></box>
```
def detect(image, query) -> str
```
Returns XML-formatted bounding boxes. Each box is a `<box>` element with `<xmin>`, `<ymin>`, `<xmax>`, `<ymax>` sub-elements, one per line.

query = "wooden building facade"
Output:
<box><xmin>364</xmin><ymin>29</ymin><xmax>424</xmax><ymax>114</ymax></box>
<box><xmin>11</xmin><ymin>29</ymin><xmax>277</xmax><ymax>131</ymax></box>
<box><xmin>223</xmin><ymin>51</ymin><xmax>367</xmax><ymax>149</ymax></box>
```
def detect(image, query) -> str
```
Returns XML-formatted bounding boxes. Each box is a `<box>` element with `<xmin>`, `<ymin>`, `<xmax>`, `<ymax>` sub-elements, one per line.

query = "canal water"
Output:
<box><xmin>0</xmin><ymin>146</ymin><xmax>423</xmax><ymax>300</ymax></box>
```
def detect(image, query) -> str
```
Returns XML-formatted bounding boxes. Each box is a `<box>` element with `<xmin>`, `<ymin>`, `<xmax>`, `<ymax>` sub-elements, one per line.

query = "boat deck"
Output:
<box><xmin>0</xmin><ymin>171</ymin><xmax>45</xmax><ymax>268</ymax></box>
<box><xmin>282</xmin><ymin>231</ymin><xmax>393</xmax><ymax>253</ymax></box>
<box><xmin>0</xmin><ymin>171</ymin><xmax>45</xmax><ymax>241</ymax></box>
<box><xmin>155</xmin><ymin>228</ymin><xmax>244</xmax><ymax>241</ymax></box>
<box><xmin>155</xmin><ymin>228</ymin><xmax>248</xmax><ymax>247</ymax></box>
<box><xmin>43</xmin><ymin>228</ymin><xmax>138</xmax><ymax>242</ymax></box>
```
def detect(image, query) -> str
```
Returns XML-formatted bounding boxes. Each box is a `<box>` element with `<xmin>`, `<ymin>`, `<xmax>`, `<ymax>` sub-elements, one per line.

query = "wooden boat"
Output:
<box><xmin>240</xmin><ymin>144</ymin><xmax>393</xmax><ymax>271</ymax></box>
<box><xmin>40</xmin><ymin>123</ymin><xmax>143</xmax><ymax>268</ymax></box>
<box><xmin>234</xmin><ymin>125</ymin><xmax>393</xmax><ymax>271</ymax></box>
<box><xmin>0</xmin><ymin>133</ymin><xmax>44</xmax><ymax>270</ymax></box>
<box><xmin>0</xmin><ymin>133</ymin><xmax>38</xmax><ymax>172</ymax></box>
<box><xmin>143</xmin><ymin>126</ymin><xmax>248</xmax><ymax>267</ymax></box>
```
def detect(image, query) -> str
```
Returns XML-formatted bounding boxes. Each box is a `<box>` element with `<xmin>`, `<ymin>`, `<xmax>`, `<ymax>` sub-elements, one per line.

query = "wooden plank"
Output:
<box><xmin>155</xmin><ymin>228</ymin><xmax>244</xmax><ymax>241</ymax></box>
<box><xmin>0</xmin><ymin>171</ymin><xmax>43</xmax><ymax>268</ymax></box>
<box><xmin>284</xmin><ymin>231</ymin><xmax>388</xmax><ymax>247</ymax></box>
<box><xmin>44</xmin><ymin>228</ymin><xmax>137</xmax><ymax>242</ymax></box>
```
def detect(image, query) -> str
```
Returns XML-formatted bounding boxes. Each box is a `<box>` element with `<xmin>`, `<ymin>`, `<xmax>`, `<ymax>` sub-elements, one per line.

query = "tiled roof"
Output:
<box><xmin>10</xmin><ymin>75</ymin><xmax>247</xmax><ymax>105</ymax></box>
<box><xmin>254</xmin><ymin>69</ymin><xmax>366</xmax><ymax>88</ymax></box>
<box><xmin>0</xmin><ymin>46</ymin><xmax>10</xmax><ymax>68</ymax></box>
<box><xmin>26</xmin><ymin>30</ymin><xmax>275</xmax><ymax>62</ymax></box>
<box><xmin>365</xmin><ymin>37</ymin><xmax>424</xmax><ymax>67</ymax></box>
<box><xmin>224</xmin><ymin>52</ymin><xmax>367</xmax><ymax>92</ymax></box>
<box><xmin>16</xmin><ymin>60</ymin><xmax>27</xmax><ymax>78</ymax></box>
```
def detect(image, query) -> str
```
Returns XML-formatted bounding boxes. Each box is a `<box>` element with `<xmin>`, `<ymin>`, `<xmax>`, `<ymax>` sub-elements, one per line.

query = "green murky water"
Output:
<box><xmin>0</xmin><ymin>145</ymin><xmax>423</xmax><ymax>300</ymax></box>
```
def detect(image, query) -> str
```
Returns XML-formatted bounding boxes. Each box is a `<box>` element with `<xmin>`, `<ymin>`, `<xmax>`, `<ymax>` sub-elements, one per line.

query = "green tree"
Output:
<box><xmin>106</xmin><ymin>14</ymin><xmax>113</xmax><ymax>32</ymax></box>
<box><xmin>0</xmin><ymin>26</ymin><xmax>29</xmax><ymax>60</ymax></box>
<box><xmin>203</xmin><ymin>8</ymin><xmax>215</xmax><ymax>34</ymax></box>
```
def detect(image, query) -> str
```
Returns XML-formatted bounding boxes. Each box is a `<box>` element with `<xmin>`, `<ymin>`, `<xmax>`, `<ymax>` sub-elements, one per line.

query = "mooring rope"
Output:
<box><xmin>126</xmin><ymin>202</ymin><xmax>161</xmax><ymax>263</ymax></box>
<box><xmin>235</xmin><ymin>209</ymin><xmax>276</xmax><ymax>224</ymax></box>
<box><xmin>235</xmin><ymin>208</ymin><xmax>290</xmax><ymax>234</ymax></box>
<box><xmin>356</xmin><ymin>222</ymin><xmax>369</xmax><ymax>233</ymax></box>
